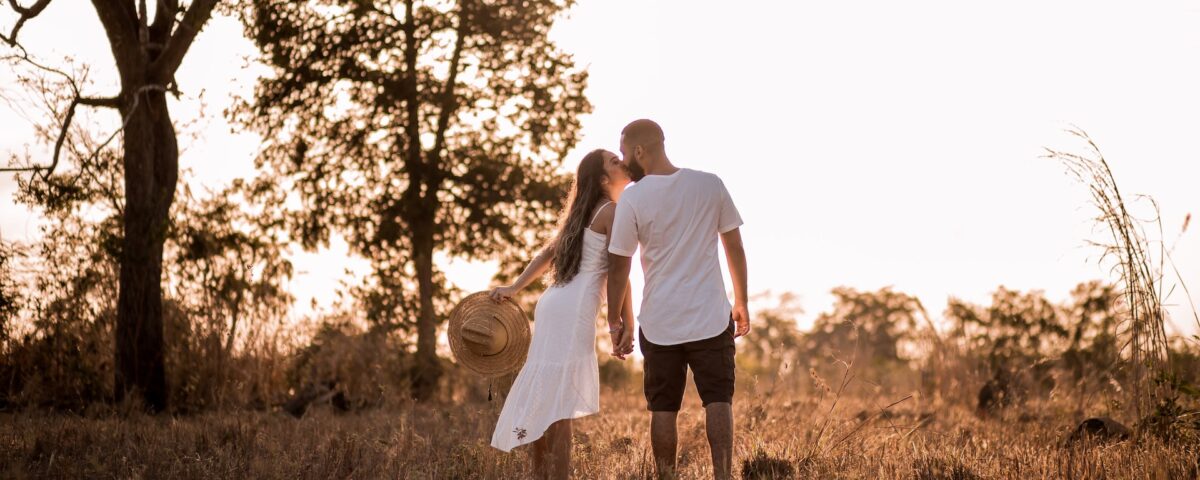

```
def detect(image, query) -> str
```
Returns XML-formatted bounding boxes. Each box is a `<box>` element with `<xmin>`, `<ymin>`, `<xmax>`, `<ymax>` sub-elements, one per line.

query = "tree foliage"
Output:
<box><xmin>946</xmin><ymin>286</ymin><xmax>1068</xmax><ymax>375</ymax></box>
<box><xmin>737</xmin><ymin>292</ymin><xmax>804</xmax><ymax>381</ymax></box>
<box><xmin>802</xmin><ymin>287</ymin><xmax>926</xmax><ymax>372</ymax></box>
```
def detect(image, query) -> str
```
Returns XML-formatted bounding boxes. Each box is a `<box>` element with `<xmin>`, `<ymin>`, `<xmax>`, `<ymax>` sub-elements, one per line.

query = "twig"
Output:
<box><xmin>2</xmin><ymin>83</ymin><xmax>163</xmax><ymax>180</ymax></box>
<box><xmin>2</xmin><ymin>38</ymin><xmax>129</xmax><ymax>181</ymax></box>
<box><xmin>1</xmin><ymin>0</ymin><xmax>52</xmax><ymax>46</ymax></box>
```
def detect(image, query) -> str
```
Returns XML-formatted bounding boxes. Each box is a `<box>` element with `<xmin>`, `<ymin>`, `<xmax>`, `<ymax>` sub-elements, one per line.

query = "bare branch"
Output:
<box><xmin>2</xmin><ymin>84</ymin><xmax>164</xmax><ymax>180</ymax></box>
<box><xmin>151</xmin><ymin>0</ymin><xmax>218</xmax><ymax>83</ymax></box>
<box><xmin>2</xmin><ymin>45</ymin><xmax>76</xmax><ymax>90</ymax></box>
<box><xmin>79</xmin><ymin>96</ymin><xmax>120</xmax><ymax>108</ymax></box>
<box><xmin>45</xmin><ymin>94</ymin><xmax>82</xmax><ymax>177</ymax></box>
<box><xmin>150</xmin><ymin>0</ymin><xmax>180</xmax><ymax>40</ymax></box>
<box><xmin>427</xmin><ymin>2</ymin><xmax>470</xmax><ymax>172</ymax></box>
<box><xmin>67</xmin><ymin>83</ymin><xmax>166</xmax><ymax>174</ymax></box>
<box><xmin>2</xmin><ymin>0</ymin><xmax>53</xmax><ymax>46</ymax></box>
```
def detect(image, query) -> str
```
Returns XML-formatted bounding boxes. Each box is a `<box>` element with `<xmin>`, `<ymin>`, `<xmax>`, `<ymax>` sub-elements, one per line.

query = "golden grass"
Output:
<box><xmin>1</xmin><ymin>384</ymin><xmax>1197</xmax><ymax>479</ymax></box>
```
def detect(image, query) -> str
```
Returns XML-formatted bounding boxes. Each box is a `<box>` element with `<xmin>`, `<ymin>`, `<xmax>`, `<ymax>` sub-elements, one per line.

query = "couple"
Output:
<box><xmin>488</xmin><ymin>119</ymin><xmax>750</xmax><ymax>479</ymax></box>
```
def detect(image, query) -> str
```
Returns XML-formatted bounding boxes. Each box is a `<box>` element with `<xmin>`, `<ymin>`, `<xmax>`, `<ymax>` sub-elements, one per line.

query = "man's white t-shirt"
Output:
<box><xmin>608</xmin><ymin>168</ymin><xmax>743</xmax><ymax>345</ymax></box>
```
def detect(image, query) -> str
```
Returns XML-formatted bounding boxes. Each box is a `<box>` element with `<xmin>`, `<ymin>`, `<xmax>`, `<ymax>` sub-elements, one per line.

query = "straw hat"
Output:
<box><xmin>447</xmin><ymin>291</ymin><xmax>532</xmax><ymax>376</ymax></box>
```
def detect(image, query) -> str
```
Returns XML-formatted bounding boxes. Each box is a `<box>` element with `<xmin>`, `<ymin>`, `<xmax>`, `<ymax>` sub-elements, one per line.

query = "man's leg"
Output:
<box><xmin>705</xmin><ymin>402</ymin><xmax>734</xmax><ymax>480</ymax></box>
<box><xmin>640</xmin><ymin>328</ymin><xmax>687</xmax><ymax>480</ymax></box>
<box><xmin>650</xmin><ymin>411</ymin><xmax>679</xmax><ymax>479</ymax></box>
<box><xmin>688</xmin><ymin>321</ymin><xmax>737</xmax><ymax>480</ymax></box>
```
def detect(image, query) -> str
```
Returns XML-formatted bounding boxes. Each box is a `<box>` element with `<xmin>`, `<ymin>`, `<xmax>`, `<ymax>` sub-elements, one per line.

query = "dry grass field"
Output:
<box><xmin>3</xmin><ymin>379</ymin><xmax>1197</xmax><ymax>480</ymax></box>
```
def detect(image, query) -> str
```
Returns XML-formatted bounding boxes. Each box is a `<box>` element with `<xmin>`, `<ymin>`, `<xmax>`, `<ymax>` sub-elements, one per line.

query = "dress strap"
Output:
<box><xmin>588</xmin><ymin>201</ymin><xmax>613</xmax><ymax>227</ymax></box>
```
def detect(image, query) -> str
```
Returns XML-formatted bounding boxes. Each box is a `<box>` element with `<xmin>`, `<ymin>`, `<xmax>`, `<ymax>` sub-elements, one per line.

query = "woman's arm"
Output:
<box><xmin>618</xmin><ymin>277</ymin><xmax>635</xmax><ymax>354</ymax></box>
<box><xmin>489</xmin><ymin>245</ymin><xmax>555</xmax><ymax>302</ymax></box>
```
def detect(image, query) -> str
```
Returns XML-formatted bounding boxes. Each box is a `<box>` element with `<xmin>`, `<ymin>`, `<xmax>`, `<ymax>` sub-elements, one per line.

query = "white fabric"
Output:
<box><xmin>491</xmin><ymin>221</ymin><xmax>609</xmax><ymax>452</ymax></box>
<box><xmin>608</xmin><ymin>168</ymin><xmax>743</xmax><ymax>345</ymax></box>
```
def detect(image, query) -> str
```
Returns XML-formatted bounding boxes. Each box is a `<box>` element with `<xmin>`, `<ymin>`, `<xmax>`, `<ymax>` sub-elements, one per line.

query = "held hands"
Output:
<box><xmin>489</xmin><ymin>285</ymin><xmax>519</xmax><ymax>303</ymax></box>
<box><xmin>609</xmin><ymin>322</ymin><xmax>635</xmax><ymax>360</ymax></box>
<box><xmin>732</xmin><ymin>303</ymin><xmax>751</xmax><ymax>338</ymax></box>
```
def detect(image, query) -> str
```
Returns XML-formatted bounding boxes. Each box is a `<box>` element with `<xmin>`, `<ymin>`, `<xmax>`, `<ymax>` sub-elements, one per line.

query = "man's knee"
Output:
<box><xmin>704</xmin><ymin>402</ymin><xmax>732</xmax><ymax>414</ymax></box>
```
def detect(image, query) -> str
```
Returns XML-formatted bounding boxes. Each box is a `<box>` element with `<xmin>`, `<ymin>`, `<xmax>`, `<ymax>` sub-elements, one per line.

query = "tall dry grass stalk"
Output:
<box><xmin>1044</xmin><ymin>128</ymin><xmax>1173</xmax><ymax>421</ymax></box>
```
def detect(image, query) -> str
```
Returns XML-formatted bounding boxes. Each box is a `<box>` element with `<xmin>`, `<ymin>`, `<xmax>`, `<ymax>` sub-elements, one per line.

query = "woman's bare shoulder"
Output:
<box><xmin>589</xmin><ymin>201</ymin><xmax>617</xmax><ymax>234</ymax></box>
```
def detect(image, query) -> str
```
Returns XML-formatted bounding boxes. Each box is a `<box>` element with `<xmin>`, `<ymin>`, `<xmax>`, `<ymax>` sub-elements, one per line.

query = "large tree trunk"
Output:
<box><xmin>400</xmin><ymin>0</ymin><xmax>443</xmax><ymax>401</ymax></box>
<box><xmin>411</xmin><ymin>222</ymin><xmax>441</xmax><ymax>401</ymax></box>
<box><xmin>114</xmin><ymin>85</ymin><xmax>178</xmax><ymax>412</ymax></box>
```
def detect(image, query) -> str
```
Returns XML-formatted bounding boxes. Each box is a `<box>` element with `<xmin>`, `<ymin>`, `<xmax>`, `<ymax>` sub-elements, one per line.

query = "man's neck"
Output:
<box><xmin>644</xmin><ymin>157</ymin><xmax>680</xmax><ymax>177</ymax></box>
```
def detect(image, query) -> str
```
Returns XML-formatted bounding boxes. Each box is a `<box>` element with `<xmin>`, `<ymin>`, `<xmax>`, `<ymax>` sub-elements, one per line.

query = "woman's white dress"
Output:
<box><xmin>491</xmin><ymin>205</ymin><xmax>610</xmax><ymax>452</ymax></box>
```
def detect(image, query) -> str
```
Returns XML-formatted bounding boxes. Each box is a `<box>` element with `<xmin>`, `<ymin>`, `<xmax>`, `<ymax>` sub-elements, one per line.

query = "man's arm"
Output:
<box><xmin>720</xmin><ymin>227</ymin><xmax>750</xmax><ymax>337</ymax></box>
<box><xmin>606</xmin><ymin>253</ymin><xmax>634</xmax><ymax>358</ymax></box>
<box><xmin>621</xmin><ymin>277</ymin><xmax>635</xmax><ymax>334</ymax></box>
<box><xmin>605</xmin><ymin>198</ymin><xmax>639</xmax><ymax>358</ymax></box>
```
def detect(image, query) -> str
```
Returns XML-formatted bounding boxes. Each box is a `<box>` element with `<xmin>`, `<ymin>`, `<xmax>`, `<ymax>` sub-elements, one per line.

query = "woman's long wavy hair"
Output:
<box><xmin>550</xmin><ymin>149</ymin><xmax>610</xmax><ymax>286</ymax></box>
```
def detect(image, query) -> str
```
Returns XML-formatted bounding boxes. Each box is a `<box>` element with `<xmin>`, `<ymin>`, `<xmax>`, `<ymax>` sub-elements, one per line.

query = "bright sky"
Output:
<box><xmin>2</xmin><ymin>1</ymin><xmax>1198</xmax><ymax>336</ymax></box>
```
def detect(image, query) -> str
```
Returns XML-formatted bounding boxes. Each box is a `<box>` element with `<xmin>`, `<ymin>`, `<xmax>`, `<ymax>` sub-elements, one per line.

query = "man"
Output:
<box><xmin>606</xmin><ymin>119</ymin><xmax>750</xmax><ymax>480</ymax></box>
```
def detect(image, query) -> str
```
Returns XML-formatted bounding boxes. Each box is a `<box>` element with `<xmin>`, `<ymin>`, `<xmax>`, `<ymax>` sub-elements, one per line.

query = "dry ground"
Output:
<box><xmin>1</xmin><ymin>384</ymin><xmax>1198</xmax><ymax>479</ymax></box>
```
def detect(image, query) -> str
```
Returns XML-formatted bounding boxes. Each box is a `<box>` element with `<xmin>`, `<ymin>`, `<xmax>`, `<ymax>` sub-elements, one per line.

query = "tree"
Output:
<box><xmin>946</xmin><ymin>287</ymin><xmax>1069</xmax><ymax>411</ymax></box>
<box><xmin>802</xmin><ymin>287</ymin><xmax>925</xmax><ymax>373</ymax></box>
<box><xmin>0</xmin><ymin>241</ymin><xmax>24</xmax><ymax>336</ymax></box>
<box><xmin>232</xmin><ymin>0</ymin><xmax>589</xmax><ymax>399</ymax></box>
<box><xmin>164</xmin><ymin>180</ymin><xmax>294</xmax><ymax>409</ymax></box>
<box><xmin>1060</xmin><ymin>280</ymin><xmax>1122</xmax><ymax>409</ymax></box>
<box><xmin>946</xmin><ymin>286</ymin><xmax>1068</xmax><ymax>374</ymax></box>
<box><xmin>737</xmin><ymin>292</ymin><xmax>804</xmax><ymax>382</ymax></box>
<box><xmin>2</xmin><ymin>0</ymin><xmax>222</xmax><ymax>411</ymax></box>
<box><xmin>0</xmin><ymin>94</ymin><xmax>291</xmax><ymax>408</ymax></box>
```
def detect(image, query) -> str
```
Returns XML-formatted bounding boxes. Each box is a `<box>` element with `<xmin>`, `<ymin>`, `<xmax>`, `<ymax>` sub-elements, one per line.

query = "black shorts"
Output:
<box><xmin>639</xmin><ymin>319</ymin><xmax>736</xmax><ymax>412</ymax></box>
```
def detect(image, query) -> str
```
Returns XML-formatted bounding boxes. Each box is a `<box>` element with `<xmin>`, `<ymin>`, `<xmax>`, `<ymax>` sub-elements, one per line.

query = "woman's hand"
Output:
<box><xmin>489</xmin><ymin>285</ymin><xmax>519</xmax><ymax>303</ymax></box>
<box><xmin>613</xmin><ymin>326</ymin><xmax>634</xmax><ymax>359</ymax></box>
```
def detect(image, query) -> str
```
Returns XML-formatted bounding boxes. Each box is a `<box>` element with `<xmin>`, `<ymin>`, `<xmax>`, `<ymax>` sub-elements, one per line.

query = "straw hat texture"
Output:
<box><xmin>447</xmin><ymin>291</ymin><xmax>531</xmax><ymax>376</ymax></box>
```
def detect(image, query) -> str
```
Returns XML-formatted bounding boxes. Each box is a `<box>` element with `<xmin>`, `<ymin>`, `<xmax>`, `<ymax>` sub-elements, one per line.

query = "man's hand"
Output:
<box><xmin>612</xmin><ymin>325</ymin><xmax>634</xmax><ymax>359</ymax></box>
<box><xmin>608</xmin><ymin>324</ymin><xmax>626</xmax><ymax>360</ymax></box>
<box><xmin>732</xmin><ymin>303</ymin><xmax>750</xmax><ymax>338</ymax></box>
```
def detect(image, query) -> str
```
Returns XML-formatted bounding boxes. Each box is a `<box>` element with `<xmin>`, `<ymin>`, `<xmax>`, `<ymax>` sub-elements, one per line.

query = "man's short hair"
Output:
<box><xmin>621</xmin><ymin>119</ymin><xmax>665</xmax><ymax>148</ymax></box>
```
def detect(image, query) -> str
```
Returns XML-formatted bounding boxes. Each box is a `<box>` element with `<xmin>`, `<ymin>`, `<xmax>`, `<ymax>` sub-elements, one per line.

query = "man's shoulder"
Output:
<box><xmin>680</xmin><ymin>168</ymin><xmax>724</xmax><ymax>188</ymax></box>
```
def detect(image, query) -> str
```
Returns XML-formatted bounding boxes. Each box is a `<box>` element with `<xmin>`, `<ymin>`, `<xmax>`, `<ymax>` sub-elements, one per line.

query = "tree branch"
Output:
<box><xmin>2</xmin><ymin>0</ymin><xmax>53</xmax><ymax>46</ymax></box>
<box><xmin>43</xmin><ymin>94</ymin><xmax>83</xmax><ymax>177</ymax></box>
<box><xmin>149</xmin><ymin>0</ymin><xmax>180</xmax><ymax>44</ymax></box>
<box><xmin>1</xmin><ymin>41</ymin><xmax>125</xmax><ymax>182</ymax></box>
<box><xmin>2</xmin><ymin>85</ymin><xmax>163</xmax><ymax>180</ymax></box>
<box><xmin>79</xmin><ymin>96</ymin><xmax>121</xmax><ymax>108</ymax></box>
<box><xmin>401</xmin><ymin>0</ymin><xmax>424</xmax><ymax>189</ymax></box>
<box><xmin>151</xmin><ymin>0</ymin><xmax>217</xmax><ymax>83</ymax></box>
<box><xmin>427</xmin><ymin>1</ymin><xmax>470</xmax><ymax>181</ymax></box>
<box><xmin>89</xmin><ymin>0</ymin><xmax>141</xmax><ymax>69</ymax></box>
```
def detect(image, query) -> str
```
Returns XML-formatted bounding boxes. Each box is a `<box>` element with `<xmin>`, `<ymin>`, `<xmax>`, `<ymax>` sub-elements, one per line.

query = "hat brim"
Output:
<box><xmin>448</xmin><ymin>292</ymin><xmax>531</xmax><ymax>376</ymax></box>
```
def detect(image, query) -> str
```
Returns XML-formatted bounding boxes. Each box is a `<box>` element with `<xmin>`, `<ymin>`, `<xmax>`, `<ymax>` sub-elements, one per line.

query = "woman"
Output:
<box><xmin>488</xmin><ymin>148</ymin><xmax>634</xmax><ymax>479</ymax></box>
